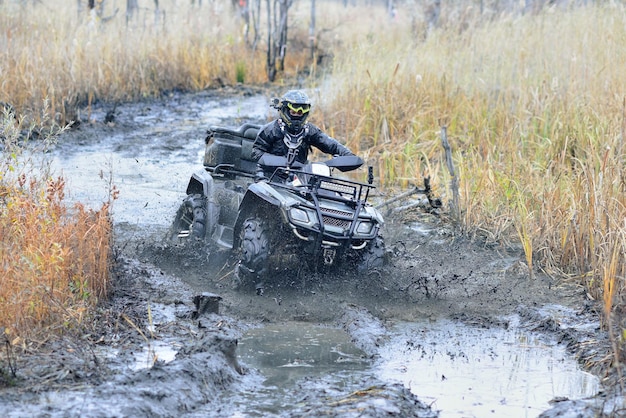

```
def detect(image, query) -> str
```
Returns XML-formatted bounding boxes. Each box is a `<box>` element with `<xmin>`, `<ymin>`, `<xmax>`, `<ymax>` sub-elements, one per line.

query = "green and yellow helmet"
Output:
<box><xmin>279</xmin><ymin>90</ymin><xmax>311</xmax><ymax>134</ymax></box>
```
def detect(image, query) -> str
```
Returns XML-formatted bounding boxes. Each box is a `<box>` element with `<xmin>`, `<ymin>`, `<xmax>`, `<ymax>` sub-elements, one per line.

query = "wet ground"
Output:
<box><xmin>1</xmin><ymin>87</ymin><xmax>623</xmax><ymax>417</ymax></box>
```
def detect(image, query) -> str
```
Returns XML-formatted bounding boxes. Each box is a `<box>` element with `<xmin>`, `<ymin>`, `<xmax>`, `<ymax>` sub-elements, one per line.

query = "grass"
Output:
<box><xmin>322</xmin><ymin>2</ymin><xmax>625</xmax><ymax>363</ymax></box>
<box><xmin>0</xmin><ymin>0</ymin><xmax>395</xmax><ymax>124</ymax></box>
<box><xmin>0</xmin><ymin>1</ymin><xmax>271</xmax><ymax>124</ymax></box>
<box><xmin>1</xmin><ymin>0</ymin><xmax>624</xmax><ymax>373</ymax></box>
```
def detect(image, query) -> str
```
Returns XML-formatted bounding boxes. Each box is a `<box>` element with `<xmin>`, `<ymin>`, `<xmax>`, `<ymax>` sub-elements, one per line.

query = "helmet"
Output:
<box><xmin>278</xmin><ymin>90</ymin><xmax>311</xmax><ymax>135</ymax></box>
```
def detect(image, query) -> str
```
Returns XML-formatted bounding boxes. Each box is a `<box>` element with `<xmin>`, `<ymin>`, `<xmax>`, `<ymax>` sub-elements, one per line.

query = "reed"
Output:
<box><xmin>0</xmin><ymin>0</ymin><xmax>373</xmax><ymax>124</ymax></box>
<box><xmin>0</xmin><ymin>0</ymin><xmax>388</xmax><ymax>342</ymax></box>
<box><xmin>323</xmin><ymin>3</ymin><xmax>626</xmax><ymax>351</ymax></box>
<box><xmin>0</xmin><ymin>1</ymin><xmax>271</xmax><ymax>123</ymax></box>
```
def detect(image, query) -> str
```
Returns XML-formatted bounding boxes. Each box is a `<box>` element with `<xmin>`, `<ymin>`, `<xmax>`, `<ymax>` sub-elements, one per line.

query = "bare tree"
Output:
<box><xmin>309</xmin><ymin>0</ymin><xmax>316</xmax><ymax>61</ymax></box>
<box><xmin>266</xmin><ymin>0</ymin><xmax>275</xmax><ymax>81</ymax></box>
<box><xmin>126</xmin><ymin>0</ymin><xmax>138</xmax><ymax>24</ymax></box>
<box><xmin>76</xmin><ymin>0</ymin><xmax>118</xmax><ymax>23</ymax></box>
<box><xmin>276</xmin><ymin>0</ymin><xmax>289</xmax><ymax>72</ymax></box>
<box><xmin>238</xmin><ymin>0</ymin><xmax>251</xmax><ymax>37</ymax></box>
<box><xmin>248</xmin><ymin>0</ymin><xmax>262</xmax><ymax>49</ymax></box>
<box><xmin>425</xmin><ymin>0</ymin><xmax>441</xmax><ymax>35</ymax></box>
<box><xmin>265</xmin><ymin>0</ymin><xmax>291</xmax><ymax>81</ymax></box>
<box><xmin>83</xmin><ymin>0</ymin><xmax>106</xmax><ymax>16</ymax></box>
<box><xmin>387</xmin><ymin>0</ymin><xmax>394</xmax><ymax>18</ymax></box>
<box><xmin>154</xmin><ymin>0</ymin><xmax>163</xmax><ymax>26</ymax></box>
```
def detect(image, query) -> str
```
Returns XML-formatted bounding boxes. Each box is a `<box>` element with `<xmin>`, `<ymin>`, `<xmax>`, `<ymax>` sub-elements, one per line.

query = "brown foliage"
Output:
<box><xmin>0</xmin><ymin>175</ymin><xmax>113</xmax><ymax>340</ymax></box>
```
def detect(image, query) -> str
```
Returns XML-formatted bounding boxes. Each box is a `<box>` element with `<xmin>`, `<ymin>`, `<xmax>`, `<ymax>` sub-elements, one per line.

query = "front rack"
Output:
<box><xmin>269</xmin><ymin>167</ymin><xmax>375</xmax><ymax>204</ymax></box>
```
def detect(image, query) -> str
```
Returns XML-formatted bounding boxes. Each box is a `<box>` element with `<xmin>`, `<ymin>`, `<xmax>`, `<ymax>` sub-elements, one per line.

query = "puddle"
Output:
<box><xmin>234</xmin><ymin>320</ymin><xmax>599</xmax><ymax>418</ymax></box>
<box><xmin>376</xmin><ymin>320</ymin><xmax>600</xmax><ymax>417</ymax></box>
<box><xmin>409</xmin><ymin>221</ymin><xmax>435</xmax><ymax>237</ymax></box>
<box><xmin>238</xmin><ymin>323</ymin><xmax>370</xmax><ymax>386</ymax></box>
<box><xmin>28</xmin><ymin>90</ymin><xmax>603</xmax><ymax>417</ymax></box>
<box><xmin>232</xmin><ymin>323</ymin><xmax>371</xmax><ymax>416</ymax></box>
<box><xmin>93</xmin><ymin>338</ymin><xmax>179</xmax><ymax>372</ymax></box>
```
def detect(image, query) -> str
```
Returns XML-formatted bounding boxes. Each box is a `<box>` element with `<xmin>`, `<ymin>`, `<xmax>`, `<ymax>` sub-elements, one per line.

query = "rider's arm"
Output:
<box><xmin>251</xmin><ymin>122</ymin><xmax>276</xmax><ymax>161</ymax></box>
<box><xmin>307</xmin><ymin>125</ymin><xmax>355</xmax><ymax>157</ymax></box>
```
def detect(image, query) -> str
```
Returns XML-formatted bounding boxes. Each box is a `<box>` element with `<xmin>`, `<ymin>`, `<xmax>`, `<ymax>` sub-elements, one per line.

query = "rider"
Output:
<box><xmin>251</xmin><ymin>90</ymin><xmax>356</xmax><ymax>167</ymax></box>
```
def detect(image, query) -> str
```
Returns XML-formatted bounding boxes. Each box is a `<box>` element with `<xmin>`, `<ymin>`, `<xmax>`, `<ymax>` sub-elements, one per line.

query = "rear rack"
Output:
<box><xmin>206</xmin><ymin>163</ymin><xmax>257</xmax><ymax>179</ymax></box>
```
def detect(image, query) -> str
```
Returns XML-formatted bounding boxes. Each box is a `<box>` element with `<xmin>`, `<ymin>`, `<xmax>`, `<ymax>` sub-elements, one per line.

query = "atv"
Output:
<box><xmin>170</xmin><ymin>122</ymin><xmax>385</xmax><ymax>289</ymax></box>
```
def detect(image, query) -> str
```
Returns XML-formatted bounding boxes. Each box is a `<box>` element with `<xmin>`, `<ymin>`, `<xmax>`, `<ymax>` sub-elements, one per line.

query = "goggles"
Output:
<box><xmin>287</xmin><ymin>102</ymin><xmax>310</xmax><ymax>116</ymax></box>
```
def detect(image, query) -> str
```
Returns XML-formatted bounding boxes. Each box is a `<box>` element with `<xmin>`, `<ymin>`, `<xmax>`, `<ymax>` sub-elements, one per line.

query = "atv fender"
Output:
<box><xmin>184</xmin><ymin>169</ymin><xmax>220</xmax><ymax>238</ymax></box>
<box><xmin>232</xmin><ymin>181</ymin><xmax>296</xmax><ymax>248</ymax></box>
<box><xmin>186</xmin><ymin>169</ymin><xmax>215</xmax><ymax>197</ymax></box>
<box><xmin>246</xmin><ymin>181</ymin><xmax>291</xmax><ymax>206</ymax></box>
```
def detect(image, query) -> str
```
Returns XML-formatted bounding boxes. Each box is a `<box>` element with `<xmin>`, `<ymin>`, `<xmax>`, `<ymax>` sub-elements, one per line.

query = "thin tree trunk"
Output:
<box><xmin>154</xmin><ymin>0</ymin><xmax>161</xmax><ymax>26</ymax></box>
<box><xmin>250</xmin><ymin>0</ymin><xmax>261</xmax><ymax>49</ymax></box>
<box><xmin>277</xmin><ymin>0</ymin><xmax>288</xmax><ymax>72</ymax></box>
<box><xmin>265</xmin><ymin>0</ymin><xmax>291</xmax><ymax>81</ymax></box>
<box><xmin>266</xmin><ymin>0</ymin><xmax>276</xmax><ymax>81</ymax></box>
<box><xmin>309</xmin><ymin>0</ymin><xmax>316</xmax><ymax>62</ymax></box>
<box><xmin>126</xmin><ymin>0</ymin><xmax>138</xmax><ymax>24</ymax></box>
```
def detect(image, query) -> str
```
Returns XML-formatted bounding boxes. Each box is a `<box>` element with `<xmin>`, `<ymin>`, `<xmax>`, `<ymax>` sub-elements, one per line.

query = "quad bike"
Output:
<box><xmin>170</xmin><ymin>123</ymin><xmax>385</xmax><ymax>289</ymax></box>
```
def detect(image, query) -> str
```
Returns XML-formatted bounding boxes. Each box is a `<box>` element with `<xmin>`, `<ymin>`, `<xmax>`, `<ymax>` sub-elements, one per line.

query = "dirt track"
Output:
<box><xmin>0</xmin><ymin>88</ymin><xmax>623</xmax><ymax>417</ymax></box>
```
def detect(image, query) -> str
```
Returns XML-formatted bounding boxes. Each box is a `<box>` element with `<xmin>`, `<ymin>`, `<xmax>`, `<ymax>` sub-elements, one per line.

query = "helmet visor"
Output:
<box><xmin>287</xmin><ymin>102</ymin><xmax>310</xmax><ymax>117</ymax></box>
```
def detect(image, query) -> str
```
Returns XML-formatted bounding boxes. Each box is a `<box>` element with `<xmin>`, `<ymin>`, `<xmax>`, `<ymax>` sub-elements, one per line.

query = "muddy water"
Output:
<box><xmin>233</xmin><ymin>321</ymin><xmax>598</xmax><ymax>418</ymax></box>
<box><xmin>52</xmin><ymin>91</ymin><xmax>268</xmax><ymax>243</ymax></box>
<box><xmin>229</xmin><ymin>324</ymin><xmax>372</xmax><ymax>416</ymax></box>
<box><xmin>49</xmin><ymin>90</ymin><xmax>600</xmax><ymax>417</ymax></box>
<box><xmin>376</xmin><ymin>320</ymin><xmax>599</xmax><ymax>417</ymax></box>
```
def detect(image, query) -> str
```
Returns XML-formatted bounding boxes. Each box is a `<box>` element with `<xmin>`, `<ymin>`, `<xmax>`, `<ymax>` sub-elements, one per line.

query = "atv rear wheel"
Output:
<box><xmin>170</xmin><ymin>194</ymin><xmax>207</xmax><ymax>240</ymax></box>
<box><xmin>235</xmin><ymin>217</ymin><xmax>270</xmax><ymax>289</ymax></box>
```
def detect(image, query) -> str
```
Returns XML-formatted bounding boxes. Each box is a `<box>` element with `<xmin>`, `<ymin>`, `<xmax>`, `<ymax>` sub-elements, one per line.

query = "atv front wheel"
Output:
<box><xmin>170</xmin><ymin>194</ymin><xmax>207</xmax><ymax>240</ymax></box>
<box><xmin>235</xmin><ymin>217</ymin><xmax>270</xmax><ymax>288</ymax></box>
<box><xmin>357</xmin><ymin>235</ymin><xmax>386</xmax><ymax>274</ymax></box>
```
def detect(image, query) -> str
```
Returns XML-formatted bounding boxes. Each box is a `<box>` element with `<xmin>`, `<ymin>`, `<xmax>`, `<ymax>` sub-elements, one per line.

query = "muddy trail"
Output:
<box><xmin>1</xmin><ymin>87</ymin><xmax>623</xmax><ymax>417</ymax></box>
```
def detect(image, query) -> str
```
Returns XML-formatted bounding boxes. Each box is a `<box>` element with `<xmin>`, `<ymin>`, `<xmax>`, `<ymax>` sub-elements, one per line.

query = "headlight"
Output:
<box><xmin>356</xmin><ymin>221</ymin><xmax>374</xmax><ymax>234</ymax></box>
<box><xmin>290</xmin><ymin>207</ymin><xmax>310</xmax><ymax>223</ymax></box>
<box><xmin>310</xmin><ymin>163</ymin><xmax>331</xmax><ymax>176</ymax></box>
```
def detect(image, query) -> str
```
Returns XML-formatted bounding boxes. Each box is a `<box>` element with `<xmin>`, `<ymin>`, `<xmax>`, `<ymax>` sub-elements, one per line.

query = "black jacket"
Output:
<box><xmin>252</xmin><ymin>120</ymin><xmax>354</xmax><ymax>164</ymax></box>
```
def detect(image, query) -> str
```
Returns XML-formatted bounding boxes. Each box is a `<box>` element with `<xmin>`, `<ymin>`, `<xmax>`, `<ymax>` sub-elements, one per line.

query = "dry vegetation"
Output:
<box><xmin>321</xmin><ymin>1</ymin><xmax>626</xmax><ymax>363</ymax></box>
<box><xmin>1</xmin><ymin>0</ymin><xmax>625</xmax><ymax>371</ymax></box>
<box><xmin>0</xmin><ymin>0</ymin><xmax>289</xmax><ymax>124</ymax></box>
<box><xmin>0</xmin><ymin>108</ymin><xmax>114</xmax><ymax>345</ymax></box>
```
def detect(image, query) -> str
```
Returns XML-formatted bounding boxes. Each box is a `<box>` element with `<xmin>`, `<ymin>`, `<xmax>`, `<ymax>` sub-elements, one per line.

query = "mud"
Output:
<box><xmin>0</xmin><ymin>87</ymin><xmax>623</xmax><ymax>417</ymax></box>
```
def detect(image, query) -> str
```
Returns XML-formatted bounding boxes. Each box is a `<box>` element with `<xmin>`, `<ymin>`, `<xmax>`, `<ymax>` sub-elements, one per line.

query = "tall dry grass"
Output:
<box><xmin>0</xmin><ymin>0</ymin><xmax>399</xmax><ymax>125</ymax></box>
<box><xmin>322</xmin><ymin>2</ymin><xmax>626</xmax><ymax>355</ymax></box>
<box><xmin>0</xmin><ymin>1</ymin><xmax>268</xmax><ymax>123</ymax></box>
